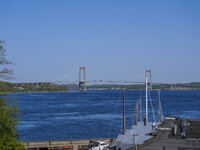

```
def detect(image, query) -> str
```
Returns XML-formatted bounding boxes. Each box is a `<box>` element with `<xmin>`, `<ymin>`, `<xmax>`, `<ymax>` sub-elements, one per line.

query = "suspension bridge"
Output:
<box><xmin>15</xmin><ymin>67</ymin><xmax>195</xmax><ymax>91</ymax></box>
<box><xmin>15</xmin><ymin>67</ymin><xmax>154</xmax><ymax>90</ymax></box>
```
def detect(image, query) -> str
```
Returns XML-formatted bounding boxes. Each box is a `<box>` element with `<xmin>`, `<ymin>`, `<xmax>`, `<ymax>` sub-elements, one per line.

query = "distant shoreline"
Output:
<box><xmin>2</xmin><ymin>89</ymin><xmax>199</xmax><ymax>94</ymax></box>
<box><xmin>1</xmin><ymin>91</ymin><xmax>68</xmax><ymax>94</ymax></box>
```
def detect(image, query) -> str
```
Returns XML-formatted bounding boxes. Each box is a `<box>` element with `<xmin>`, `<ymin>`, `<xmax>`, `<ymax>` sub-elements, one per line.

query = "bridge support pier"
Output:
<box><xmin>79</xmin><ymin>67</ymin><xmax>86</xmax><ymax>91</ymax></box>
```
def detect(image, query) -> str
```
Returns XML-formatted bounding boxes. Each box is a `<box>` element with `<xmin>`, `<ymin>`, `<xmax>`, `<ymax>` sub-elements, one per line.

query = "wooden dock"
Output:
<box><xmin>23</xmin><ymin>138</ymin><xmax>115</xmax><ymax>150</ymax></box>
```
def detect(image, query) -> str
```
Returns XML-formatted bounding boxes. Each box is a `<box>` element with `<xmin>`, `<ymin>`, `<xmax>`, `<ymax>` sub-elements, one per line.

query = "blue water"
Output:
<box><xmin>8</xmin><ymin>90</ymin><xmax>200</xmax><ymax>141</ymax></box>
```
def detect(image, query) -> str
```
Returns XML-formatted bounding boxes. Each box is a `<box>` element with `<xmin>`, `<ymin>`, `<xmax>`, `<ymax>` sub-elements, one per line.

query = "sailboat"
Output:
<box><xmin>115</xmin><ymin>76</ymin><xmax>164</xmax><ymax>150</ymax></box>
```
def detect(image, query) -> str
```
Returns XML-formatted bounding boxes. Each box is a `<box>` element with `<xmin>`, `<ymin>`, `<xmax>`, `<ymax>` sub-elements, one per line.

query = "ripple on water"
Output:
<box><xmin>7</xmin><ymin>90</ymin><xmax>200</xmax><ymax>141</ymax></box>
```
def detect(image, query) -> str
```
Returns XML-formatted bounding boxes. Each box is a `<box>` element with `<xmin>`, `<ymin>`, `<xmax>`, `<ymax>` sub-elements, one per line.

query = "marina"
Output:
<box><xmin>114</xmin><ymin>75</ymin><xmax>200</xmax><ymax>150</ymax></box>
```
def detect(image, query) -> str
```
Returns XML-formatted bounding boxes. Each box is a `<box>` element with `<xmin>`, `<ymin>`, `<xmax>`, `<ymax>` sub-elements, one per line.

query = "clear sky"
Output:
<box><xmin>0</xmin><ymin>0</ymin><xmax>200</xmax><ymax>83</ymax></box>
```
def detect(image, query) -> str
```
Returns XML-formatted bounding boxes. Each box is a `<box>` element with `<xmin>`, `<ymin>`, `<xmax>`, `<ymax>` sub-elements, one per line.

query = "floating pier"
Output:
<box><xmin>23</xmin><ymin>138</ymin><xmax>115</xmax><ymax>150</ymax></box>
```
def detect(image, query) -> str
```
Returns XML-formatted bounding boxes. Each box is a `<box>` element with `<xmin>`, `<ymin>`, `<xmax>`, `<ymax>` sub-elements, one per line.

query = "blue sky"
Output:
<box><xmin>0</xmin><ymin>0</ymin><xmax>200</xmax><ymax>83</ymax></box>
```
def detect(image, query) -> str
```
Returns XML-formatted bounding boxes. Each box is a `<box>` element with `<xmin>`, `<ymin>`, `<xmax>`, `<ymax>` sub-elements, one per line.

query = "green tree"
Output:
<box><xmin>0</xmin><ymin>41</ymin><xmax>14</xmax><ymax>80</ymax></box>
<box><xmin>0</xmin><ymin>40</ymin><xmax>24</xmax><ymax>149</ymax></box>
<box><xmin>0</xmin><ymin>95</ymin><xmax>24</xmax><ymax>150</ymax></box>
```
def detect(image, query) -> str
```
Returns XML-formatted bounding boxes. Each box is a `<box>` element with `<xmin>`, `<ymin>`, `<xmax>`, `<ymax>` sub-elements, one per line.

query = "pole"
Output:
<box><xmin>146</xmin><ymin>76</ymin><xmax>148</xmax><ymax>123</ymax></box>
<box><xmin>139</xmin><ymin>97</ymin><xmax>142</xmax><ymax>122</ymax></box>
<box><xmin>158</xmin><ymin>91</ymin><xmax>163</xmax><ymax>122</ymax></box>
<box><xmin>150</xmin><ymin>70</ymin><xmax>152</xmax><ymax>90</ymax></box>
<box><xmin>136</xmin><ymin>103</ymin><xmax>138</xmax><ymax>124</ymax></box>
<box><xmin>122</xmin><ymin>88</ymin><xmax>126</xmax><ymax>135</ymax></box>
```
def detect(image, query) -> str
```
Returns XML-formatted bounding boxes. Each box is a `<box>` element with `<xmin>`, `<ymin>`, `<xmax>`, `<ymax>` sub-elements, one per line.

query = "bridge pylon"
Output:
<box><xmin>145</xmin><ymin>70</ymin><xmax>152</xmax><ymax>90</ymax></box>
<box><xmin>79</xmin><ymin>67</ymin><xmax>86</xmax><ymax>91</ymax></box>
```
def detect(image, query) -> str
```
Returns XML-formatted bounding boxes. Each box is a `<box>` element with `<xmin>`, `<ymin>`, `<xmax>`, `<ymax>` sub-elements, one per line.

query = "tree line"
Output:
<box><xmin>0</xmin><ymin>40</ymin><xmax>24</xmax><ymax>149</ymax></box>
<box><xmin>0</xmin><ymin>81</ymin><xmax>68</xmax><ymax>93</ymax></box>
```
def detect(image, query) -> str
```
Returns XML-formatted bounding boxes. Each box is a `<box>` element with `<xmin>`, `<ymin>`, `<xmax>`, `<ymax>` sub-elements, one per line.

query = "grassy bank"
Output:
<box><xmin>0</xmin><ymin>81</ymin><xmax>68</xmax><ymax>93</ymax></box>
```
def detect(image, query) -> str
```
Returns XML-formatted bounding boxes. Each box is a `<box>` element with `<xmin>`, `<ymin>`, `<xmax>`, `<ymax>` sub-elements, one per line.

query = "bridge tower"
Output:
<box><xmin>79</xmin><ymin>67</ymin><xmax>86</xmax><ymax>91</ymax></box>
<box><xmin>145</xmin><ymin>70</ymin><xmax>152</xmax><ymax>90</ymax></box>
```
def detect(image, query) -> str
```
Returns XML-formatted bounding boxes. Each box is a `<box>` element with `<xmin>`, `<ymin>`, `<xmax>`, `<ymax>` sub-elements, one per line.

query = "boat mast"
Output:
<box><xmin>122</xmin><ymin>88</ymin><xmax>126</xmax><ymax>135</ymax></box>
<box><xmin>139</xmin><ymin>97</ymin><xmax>142</xmax><ymax>122</ymax></box>
<box><xmin>146</xmin><ymin>76</ymin><xmax>148</xmax><ymax>123</ymax></box>
<box><xmin>158</xmin><ymin>91</ymin><xmax>163</xmax><ymax>122</ymax></box>
<box><xmin>136</xmin><ymin>103</ymin><xmax>138</xmax><ymax>124</ymax></box>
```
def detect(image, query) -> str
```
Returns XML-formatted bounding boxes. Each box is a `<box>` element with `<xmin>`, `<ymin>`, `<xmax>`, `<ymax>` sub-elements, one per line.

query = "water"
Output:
<box><xmin>8</xmin><ymin>90</ymin><xmax>200</xmax><ymax>141</ymax></box>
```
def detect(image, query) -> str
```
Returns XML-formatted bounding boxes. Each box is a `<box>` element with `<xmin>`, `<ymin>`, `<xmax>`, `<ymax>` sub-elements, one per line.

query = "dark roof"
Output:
<box><xmin>186</xmin><ymin>119</ymin><xmax>200</xmax><ymax>139</ymax></box>
<box><xmin>130</xmin><ymin>117</ymin><xmax>200</xmax><ymax>150</ymax></box>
